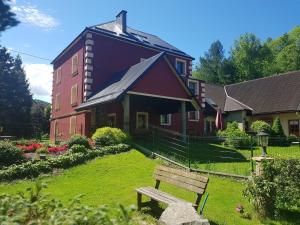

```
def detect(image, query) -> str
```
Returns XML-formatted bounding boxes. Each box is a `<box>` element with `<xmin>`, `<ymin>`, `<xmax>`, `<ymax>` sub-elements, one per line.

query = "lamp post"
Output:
<box><xmin>257</xmin><ymin>131</ymin><xmax>269</xmax><ymax>157</ymax></box>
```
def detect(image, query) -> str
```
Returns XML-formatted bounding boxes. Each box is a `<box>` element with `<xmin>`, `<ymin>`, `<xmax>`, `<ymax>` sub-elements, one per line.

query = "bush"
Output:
<box><xmin>218</xmin><ymin>122</ymin><xmax>253</xmax><ymax>148</ymax></box>
<box><xmin>287</xmin><ymin>134</ymin><xmax>298</xmax><ymax>144</ymax></box>
<box><xmin>244</xmin><ymin>159</ymin><xmax>300</xmax><ymax>218</ymax></box>
<box><xmin>69</xmin><ymin>144</ymin><xmax>88</xmax><ymax>154</ymax></box>
<box><xmin>251</xmin><ymin>120</ymin><xmax>272</xmax><ymax>134</ymax></box>
<box><xmin>0</xmin><ymin>141</ymin><xmax>24</xmax><ymax>168</ymax></box>
<box><xmin>67</xmin><ymin>134</ymin><xmax>91</xmax><ymax>149</ymax></box>
<box><xmin>272</xmin><ymin>117</ymin><xmax>285</xmax><ymax>137</ymax></box>
<box><xmin>0</xmin><ymin>144</ymin><xmax>130</xmax><ymax>182</ymax></box>
<box><xmin>36</xmin><ymin>147</ymin><xmax>48</xmax><ymax>154</ymax></box>
<box><xmin>92</xmin><ymin>127</ymin><xmax>129</xmax><ymax>147</ymax></box>
<box><xmin>0</xmin><ymin>182</ymin><xmax>136</xmax><ymax>224</ymax></box>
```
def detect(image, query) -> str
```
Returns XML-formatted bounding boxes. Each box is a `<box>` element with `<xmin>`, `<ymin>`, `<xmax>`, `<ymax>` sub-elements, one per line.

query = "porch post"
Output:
<box><xmin>122</xmin><ymin>94</ymin><xmax>130</xmax><ymax>133</ymax></box>
<box><xmin>181</xmin><ymin>101</ymin><xmax>187</xmax><ymax>140</ymax></box>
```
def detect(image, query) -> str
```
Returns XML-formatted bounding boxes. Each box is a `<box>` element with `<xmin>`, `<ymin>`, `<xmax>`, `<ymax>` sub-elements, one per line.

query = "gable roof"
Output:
<box><xmin>89</xmin><ymin>21</ymin><xmax>193</xmax><ymax>59</ymax></box>
<box><xmin>205</xmin><ymin>70</ymin><xmax>300</xmax><ymax>115</ymax></box>
<box><xmin>77</xmin><ymin>52</ymin><xmax>164</xmax><ymax>110</ymax></box>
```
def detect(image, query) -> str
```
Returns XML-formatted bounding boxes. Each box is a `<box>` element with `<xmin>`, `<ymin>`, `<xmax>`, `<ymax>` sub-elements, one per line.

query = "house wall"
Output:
<box><xmin>250</xmin><ymin>112</ymin><xmax>300</xmax><ymax>136</ymax></box>
<box><xmin>225</xmin><ymin>110</ymin><xmax>246</xmax><ymax>130</ymax></box>
<box><xmin>50</xmin><ymin>37</ymin><xmax>89</xmax><ymax>141</ymax></box>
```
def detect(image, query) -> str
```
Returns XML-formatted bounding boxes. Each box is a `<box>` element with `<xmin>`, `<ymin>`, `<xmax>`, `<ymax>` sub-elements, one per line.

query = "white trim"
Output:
<box><xmin>85</xmin><ymin>45</ymin><xmax>92</xmax><ymax>52</ymax></box>
<box><xmin>85</xmin><ymin>39</ymin><xmax>94</xmax><ymax>45</ymax></box>
<box><xmin>127</xmin><ymin>91</ymin><xmax>192</xmax><ymax>102</ymax></box>
<box><xmin>187</xmin><ymin>79</ymin><xmax>199</xmax><ymax>96</ymax></box>
<box><xmin>160</xmin><ymin>114</ymin><xmax>172</xmax><ymax>126</ymax></box>
<box><xmin>136</xmin><ymin>112</ymin><xmax>149</xmax><ymax>130</ymax></box>
<box><xmin>85</xmin><ymin>52</ymin><xmax>94</xmax><ymax>58</ymax></box>
<box><xmin>175</xmin><ymin>58</ymin><xmax>187</xmax><ymax>76</ymax></box>
<box><xmin>84</xmin><ymin>78</ymin><xmax>93</xmax><ymax>84</ymax></box>
<box><xmin>86</xmin><ymin>33</ymin><xmax>93</xmax><ymax>39</ymax></box>
<box><xmin>84</xmin><ymin>65</ymin><xmax>93</xmax><ymax>71</ymax></box>
<box><xmin>85</xmin><ymin>71</ymin><xmax>92</xmax><ymax>77</ymax></box>
<box><xmin>188</xmin><ymin>110</ymin><xmax>200</xmax><ymax>122</ymax></box>
<box><xmin>85</xmin><ymin>58</ymin><xmax>92</xmax><ymax>64</ymax></box>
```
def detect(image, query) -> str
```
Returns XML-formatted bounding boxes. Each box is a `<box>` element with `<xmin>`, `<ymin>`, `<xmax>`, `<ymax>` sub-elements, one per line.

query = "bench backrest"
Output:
<box><xmin>154</xmin><ymin>165</ymin><xmax>209</xmax><ymax>195</ymax></box>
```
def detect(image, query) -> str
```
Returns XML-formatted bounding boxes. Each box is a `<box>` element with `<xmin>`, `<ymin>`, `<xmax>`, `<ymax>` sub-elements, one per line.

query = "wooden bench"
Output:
<box><xmin>135</xmin><ymin>165</ymin><xmax>209</xmax><ymax>211</ymax></box>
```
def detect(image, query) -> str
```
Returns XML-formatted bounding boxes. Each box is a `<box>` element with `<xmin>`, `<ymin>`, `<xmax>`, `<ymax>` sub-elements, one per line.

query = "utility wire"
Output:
<box><xmin>7</xmin><ymin>48</ymin><xmax>53</xmax><ymax>61</ymax></box>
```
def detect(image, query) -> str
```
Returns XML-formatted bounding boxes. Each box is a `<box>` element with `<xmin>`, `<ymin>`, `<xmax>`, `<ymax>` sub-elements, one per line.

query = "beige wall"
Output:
<box><xmin>249</xmin><ymin>112</ymin><xmax>300</xmax><ymax>136</ymax></box>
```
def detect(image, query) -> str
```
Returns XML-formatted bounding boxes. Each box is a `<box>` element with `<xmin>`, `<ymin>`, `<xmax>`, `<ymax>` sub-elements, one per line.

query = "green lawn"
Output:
<box><xmin>0</xmin><ymin>150</ymin><xmax>295</xmax><ymax>225</ymax></box>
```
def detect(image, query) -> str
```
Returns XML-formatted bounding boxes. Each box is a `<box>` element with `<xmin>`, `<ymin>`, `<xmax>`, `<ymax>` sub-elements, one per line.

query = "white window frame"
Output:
<box><xmin>107</xmin><ymin>113</ymin><xmax>117</xmax><ymax>127</ymax></box>
<box><xmin>136</xmin><ymin>112</ymin><xmax>149</xmax><ymax>130</ymax></box>
<box><xmin>175</xmin><ymin>58</ymin><xmax>186</xmax><ymax>76</ymax></box>
<box><xmin>71</xmin><ymin>53</ymin><xmax>79</xmax><ymax>75</ymax></box>
<box><xmin>187</xmin><ymin>79</ymin><xmax>199</xmax><ymax>96</ymax></box>
<box><xmin>188</xmin><ymin>110</ymin><xmax>200</xmax><ymax>122</ymax></box>
<box><xmin>160</xmin><ymin>114</ymin><xmax>172</xmax><ymax>126</ymax></box>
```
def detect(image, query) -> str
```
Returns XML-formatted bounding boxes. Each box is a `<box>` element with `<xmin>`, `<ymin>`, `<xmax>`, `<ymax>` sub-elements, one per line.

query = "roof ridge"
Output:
<box><xmin>224</xmin><ymin>86</ymin><xmax>253</xmax><ymax>111</ymax></box>
<box><xmin>225</xmin><ymin>70</ymin><xmax>300</xmax><ymax>87</ymax></box>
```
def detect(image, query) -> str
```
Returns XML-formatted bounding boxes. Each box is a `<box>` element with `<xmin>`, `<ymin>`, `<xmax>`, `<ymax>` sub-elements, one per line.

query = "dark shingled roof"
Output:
<box><xmin>77</xmin><ymin>52</ymin><xmax>164</xmax><ymax>110</ymax></box>
<box><xmin>89</xmin><ymin>21</ymin><xmax>193</xmax><ymax>59</ymax></box>
<box><xmin>205</xmin><ymin>84</ymin><xmax>226</xmax><ymax>112</ymax></box>
<box><xmin>205</xmin><ymin>71</ymin><xmax>300</xmax><ymax>115</ymax></box>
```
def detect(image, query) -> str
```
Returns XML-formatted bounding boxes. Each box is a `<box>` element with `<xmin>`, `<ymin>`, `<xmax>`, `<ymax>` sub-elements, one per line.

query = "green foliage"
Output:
<box><xmin>271</xmin><ymin>117</ymin><xmax>285</xmax><ymax>137</ymax></box>
<box><xmin>36</xmin><ymin>147</ymin><xmax>48</xmax><ymax>154</ymax></box>
<box><xmin>0</xmin><ymin>141</ymin><xmax>24</xmax><ymax>168</ymax></box>
<box><xmin>67</xmin><ymin>134</ymin><xmax>91</xmax><ymax>149</ymax></box>
<box><xmin>69</xmin><ymin>144</ymin><xmax>88</xmax><ymax>154</ymax></box>
<box><xmin>0</xmin><ymin>182</ymin><xmax>136</xmax><ymax>224</ymax></box>
<box><xmin>251</xmin><ymin>120</ymin><xmax>272</xmax><ymax>134</ymax></box>
<box><xmin>218</xmin><ymin>121</ymin><xmax>252</xmax><ymax>148</ymax></box>
<box><xmin>0</xmin><ymin>48</ymin><xmax>32</xmax><ymax>137</ymax></box>
<box><xmin>0</xmin><ymin>144</ymin><xmax>130</xmax><ymax>181</ymax></box>
<box><xmin>92</xmin><ymin>127</ymin><xmax>129</xmax><ymax>147</ymax></box>
<box><xmin>287</xmin><ymin>134</ymin><xmax>298</xmax><ymax>144</ymax></box>
<box><xmin>194</xmin><ymin>26</ymin><xmax>300</xmax><ymax>85</ymax></box>
<box><xmin>0</xmin><ymin>0</ymin><xmax>19</xmax><ymax>34</ymax></box>
<box><xmin>31</xmin><ymin>100</ymin><xmax>51</xmax><ymax>139</ymax></box>
<box><xmin>244</xmin><ymin>159</ymin><xmax>300</xmax><ymax>218</ymax></box>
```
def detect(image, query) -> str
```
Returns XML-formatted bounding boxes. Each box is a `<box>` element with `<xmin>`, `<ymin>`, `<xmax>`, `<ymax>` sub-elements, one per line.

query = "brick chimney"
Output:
<box><xmin>116</xmin><ymin>10</ymin><xmax>127</xmax><ymax>33</ymax></box>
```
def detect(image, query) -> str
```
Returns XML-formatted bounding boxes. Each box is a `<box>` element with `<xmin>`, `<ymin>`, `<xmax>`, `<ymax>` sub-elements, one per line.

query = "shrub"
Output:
<box><xmin>0</xmin><ymin>144</ymin><xmax>130</xmax><ymax>181</ymax></box>
<box><xmin>69</xmin><ymin>144</ymin><xmax>88</xmax><ymax>154</ymax></box>
<box><xmin>287</xmin><ymin>134</ymin><xmax>298</xmax><ymax>144</ymax></box>
<box><xmin>67</xmin><ymin>134</ymin><xmax>91</xmax><ymax>149</ymax></box>
<box><xmin>0</xmin><ymin>141</ymin><xmax>24</xmax><ymax>168</ymax></box>
<box><xmin>36</xmin><ymin>147</ymin><xmax>48</xmax><ymax>154</ymax></box>
<box><xmin>251</xmin><ymin>120</ymin><xmax>272</xmax><ymax>134</ymax></box>
<box><xmin>0</xmin><ymin>182</ymin><xmax>136</xmax><ymax>224</ymax></box>
<box><xmin>244</xmin><ymin>159</ymin><xmax>300</xmax><ymax>218</ymax></box>
<box><xmin>271</xmin><ymin>117</ymin><xmax>285</xmax><ymax>137</ymax></box>
<box><xmin>92</xmin><ymin>127</ymin><xmax>129</xmax><ymax>147</ymax></box>
<box><xmin>218</xmin><ymin>122</ymin><xmax>252</xmax><ymax>148</ymax></box>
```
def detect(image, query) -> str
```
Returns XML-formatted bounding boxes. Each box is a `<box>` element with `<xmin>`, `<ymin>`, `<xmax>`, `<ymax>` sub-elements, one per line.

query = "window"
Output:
<box><xmin>107</xmin><ymin>113</ymin><xmax>116</xmax><ymax>127</ymax></box>
<box><xmin>55</xmin><ymin>93</ymin><xmax>60</xmax><ymax>110</ymax></box>
<box><xmin>136</xmin><ymin>112</ymin><xmax>148</xmax><ymax>130</ymax></box>
<box><xmin>69</xmin><ymin>116</ymin><xmax>76</xmax><ymax>135</ymax></box>
<box><xmin>54</xmin><ymin>121</ymin><xmax>59</xmax><ymax>137</ymax></box>
<box><xmin>56</xmin><ymin>67</ymin><xmax>61</xmax><ymax>85</ymax></box>
<box><xmin>188</xmin><ymin>80</ymin><xmax>199</xmax><ymax>96</ymax></box>
<box><xmin>71</xmin><ymin>54</ymin><xmax>78</xmax><ymax>75</ymax></box>
<box><xmin>188</xmin><ymin>111</ymin><xmax>200</xmax><ymax>121</ymax></box>
<box><xmin>175</xmin><ymin>59</ymin><xmax>186</xmax><ymax>76</ymax></box>
<box><xmin>71</xmin><ymin>84</ymin><xmax>78</xmax><ymax>105</ymax></box>
<box><xmin>289</xmin><ymin>120</ymin><xmax>299</xmax><ymax>136</ymax></box>
<box><xmin>160</xmin><ymin>114</ymin><xmax>171</xmax><ymax>126</ymax></box>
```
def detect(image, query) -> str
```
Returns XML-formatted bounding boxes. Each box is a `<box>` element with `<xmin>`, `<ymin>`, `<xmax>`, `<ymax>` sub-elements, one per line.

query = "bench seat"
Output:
<box><xmin>136</xmin><ymin>186</ymin><xmax>188</xmax><ymax>205</ymax></box>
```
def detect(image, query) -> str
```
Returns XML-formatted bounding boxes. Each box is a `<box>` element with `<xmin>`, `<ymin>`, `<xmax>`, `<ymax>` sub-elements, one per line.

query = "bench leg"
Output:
<box><xmin>137</xmin><ymin>193</ymin><xmax>142</xmax><ymax>211</ymax></box>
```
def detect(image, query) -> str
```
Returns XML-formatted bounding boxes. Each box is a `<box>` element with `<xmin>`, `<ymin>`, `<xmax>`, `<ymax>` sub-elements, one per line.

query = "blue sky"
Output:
<box><xmin>1</xmin><ymin>0</ymin><xmax>300</xmax><ymax>102</ymax></box>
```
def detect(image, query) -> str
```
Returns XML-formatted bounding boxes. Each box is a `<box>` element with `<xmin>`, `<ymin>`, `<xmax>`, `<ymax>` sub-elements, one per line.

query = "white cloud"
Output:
<box><xmin>12</xmin><ymin>4</ymin><xmax>59</xmax><ymax>30</ymax></box>
<box><xmin>24</xmin><ymin>64</ymin><xmax>53</xmax><ymax>102</ymax></box>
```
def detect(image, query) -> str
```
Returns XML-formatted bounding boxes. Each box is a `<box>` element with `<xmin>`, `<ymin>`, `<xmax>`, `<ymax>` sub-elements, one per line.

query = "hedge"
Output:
<box><xmin>0</xmin><ymin>144</ymin><xmax>131</xmax><ymax>182</ymax></box>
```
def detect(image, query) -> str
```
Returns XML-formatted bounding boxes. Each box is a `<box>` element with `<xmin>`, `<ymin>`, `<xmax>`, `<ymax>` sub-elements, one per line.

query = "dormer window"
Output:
<box><xmin>175</xmin><ymin>58</ymin><xmax>186</xmax><ymax>76</ymax></box>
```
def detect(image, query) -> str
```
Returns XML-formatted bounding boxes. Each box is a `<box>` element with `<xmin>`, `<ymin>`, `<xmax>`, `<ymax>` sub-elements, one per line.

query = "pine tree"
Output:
<box><xmin>0</xmin><ymin>47</ymin><xmax>32</xmax><ymax>137</ymax></box>
<box><xmin>272</xmin><ymin>117</ymin><xmax>285</xmax><ymax>137</ymax></box>
<box><xmin>0</xmin><ymin>0</ymin><xmax>20</xmax><ymax>34</ymax></box>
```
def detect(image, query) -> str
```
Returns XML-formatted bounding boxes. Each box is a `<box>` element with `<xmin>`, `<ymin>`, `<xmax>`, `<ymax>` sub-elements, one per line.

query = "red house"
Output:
<box><xmin>50</xmin><ymin>11</ymin><xmax>206</xmax><ymax>141</ymax></box>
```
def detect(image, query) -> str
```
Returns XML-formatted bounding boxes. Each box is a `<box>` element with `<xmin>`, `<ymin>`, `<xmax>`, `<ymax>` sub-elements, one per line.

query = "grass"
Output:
<box><xmin>135</xmin><ymin>136</ymin><xmax>300</xmax><ymax>176</ymax></box>
<box><xmin>0</xmin><ymin>150</ymin><xmax>296</xmax><ymax>225</ymax></box>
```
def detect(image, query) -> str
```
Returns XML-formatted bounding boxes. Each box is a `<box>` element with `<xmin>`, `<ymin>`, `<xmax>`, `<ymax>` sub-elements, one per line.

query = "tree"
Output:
<box><xmin>272</xmin><ymin>117</ymin><xmax>285</xmax><ymax>137</ymax></box>
<box><xmin>0</xmin><ymin>47</ymin><xmax>32</xmax><ymax>137</ymax></box>
<box><xmin>231</xmin><ymin>33</ymin><xmax>272</xmax><ymax>82</ymax></box>
<box><xmin>194</xmin><ymin>40</ymin><xmax>235</xmax><ymax>85</ymax></box>
<box><xmin>0</xmin><ymin>0</ymin><xmax>19</xmax><ymax>34</ymax></box>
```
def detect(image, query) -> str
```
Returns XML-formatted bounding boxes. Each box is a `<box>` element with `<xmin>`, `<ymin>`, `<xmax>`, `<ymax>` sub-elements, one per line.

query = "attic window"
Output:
<box><xmin>175</xmin><ymin>58</ymin><xmax>186</xmax><ymax>76</ymax></box>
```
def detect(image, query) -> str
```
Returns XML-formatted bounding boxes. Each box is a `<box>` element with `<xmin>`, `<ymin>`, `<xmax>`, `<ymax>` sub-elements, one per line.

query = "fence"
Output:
<box><xmin>133</xmin><ymin>126</ymin><xmax>300</xmax><ymax>177</ymax></box>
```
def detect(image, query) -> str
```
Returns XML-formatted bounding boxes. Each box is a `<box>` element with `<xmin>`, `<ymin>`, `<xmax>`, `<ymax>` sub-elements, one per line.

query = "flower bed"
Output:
<box><xmin>16</xmin><ymin>143</ymin><xmax>42</xmax><ymax>153</ymax></box>
<box><xmin>48</xmin><ymin>145</ymin><xmax>67</xmax><ymax>154</ymax></box>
